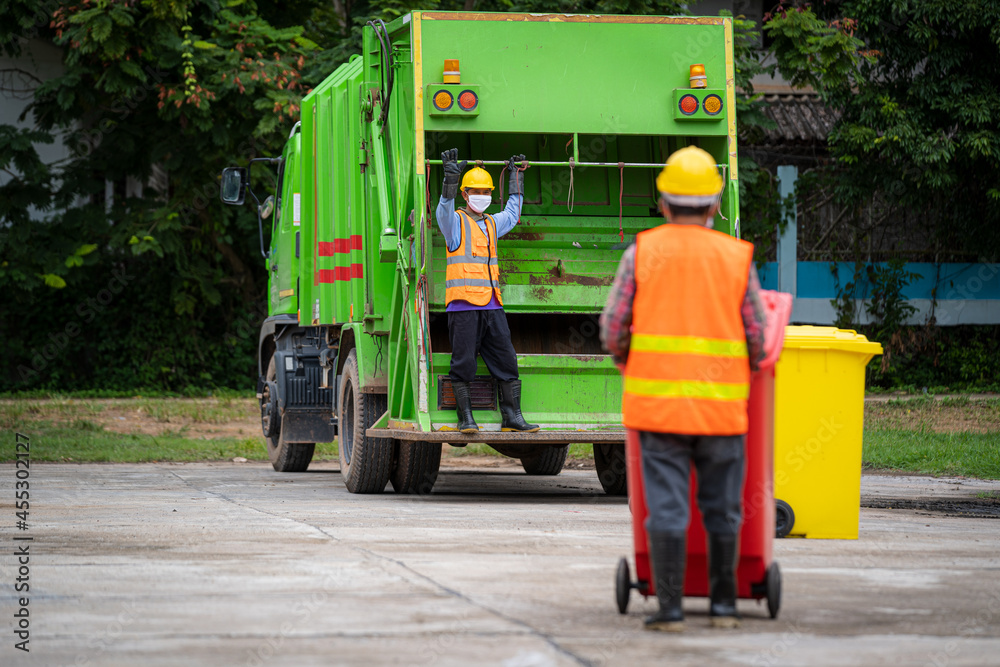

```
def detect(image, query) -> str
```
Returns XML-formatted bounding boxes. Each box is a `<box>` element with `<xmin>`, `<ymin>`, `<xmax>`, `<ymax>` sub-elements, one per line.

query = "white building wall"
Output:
<box><xmin>0</xmin><ymin>38</ymin><xmax>71</xmax><ymax>219</ymax></box>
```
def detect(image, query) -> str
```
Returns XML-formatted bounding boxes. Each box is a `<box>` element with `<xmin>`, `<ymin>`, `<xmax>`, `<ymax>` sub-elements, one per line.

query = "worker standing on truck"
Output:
<box><xmin>600</xmin><ymin>146</ymin><xmax>766</xmax><ymax>632</ymax></box>
<box><xmin>437</xmin><ymin>148</ymin><xmax>539</xmax><ymax>435</ymax></box>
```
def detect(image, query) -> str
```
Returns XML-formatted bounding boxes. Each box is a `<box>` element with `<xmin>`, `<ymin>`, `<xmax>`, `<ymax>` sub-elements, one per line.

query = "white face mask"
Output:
<box><xmin>466</xmin><ymin>194</ymin><xmax>492</xmax><ymax>213</ymax></box>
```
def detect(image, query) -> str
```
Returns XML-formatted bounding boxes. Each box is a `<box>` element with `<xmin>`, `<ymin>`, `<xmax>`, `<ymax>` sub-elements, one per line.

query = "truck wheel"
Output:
<box><xmin>594</xmin><ymin>443</ymin><xmax>627</xmax><ymax>496</ymax></box>
<box><xmin>390</xmin><ymin>441</ymin><xmax>442</xmax><ymax>494</ymax></box>
<box><xmin>520</xmin><ymin>445</ymin><xmax>568</xmax><ymax>476</ymax></box>
<box><xmin>263</xmin><ymin>356</ymin><xmax>315</xmax><ymax>472</ymax></box>
<box><xmin>338</xmin><ymin>349</ymin><xmax>393</xmax><ymax>493</ymax></box>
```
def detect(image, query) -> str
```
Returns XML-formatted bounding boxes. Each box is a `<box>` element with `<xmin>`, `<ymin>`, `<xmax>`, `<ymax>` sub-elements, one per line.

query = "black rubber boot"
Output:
<box><xmin>452</xmin><ymin>381</ymin><xmax>479</xmax><ymax>434</ymax></box>
<box><xmin>645</xmin><ymin>531</ymin><xmax>686</xmax><ymax>632</ymax></box>
<box><xmin>498</xmin><ymin>380</ymin><xmax>539</xmax><ymax>432</ymax></box>
<box><xmin>708</xmin><ymin>534</ymin><xmax>741</xmax><ymax>628</ymax></box>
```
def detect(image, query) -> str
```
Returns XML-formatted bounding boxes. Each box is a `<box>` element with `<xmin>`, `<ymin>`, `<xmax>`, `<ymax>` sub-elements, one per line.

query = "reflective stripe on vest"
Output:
<box><xmin>445</xmin><ymin>210</ymin><xmax>503</xmax><ymax>307</ymax></box>
<box><xmin>622</xmin><ymin>224</ymin><xmax>754</xmax><ymax>436</ymax></box>
<box><xmin>631</xmin><ymin>334</ymin><xmax>747</xmax><ymax>358</ymax></box>
<box><xmin>623</xmin><ymin>377</ymin><xmax>749</xmax><ymax>401</ymax></box>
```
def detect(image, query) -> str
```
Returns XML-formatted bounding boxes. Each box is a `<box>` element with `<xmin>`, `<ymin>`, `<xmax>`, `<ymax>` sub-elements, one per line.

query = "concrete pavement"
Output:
<box><xmin>1</xmin><ymin>462</ymin><xmax>998</xmax><ymax>666</ymax></box>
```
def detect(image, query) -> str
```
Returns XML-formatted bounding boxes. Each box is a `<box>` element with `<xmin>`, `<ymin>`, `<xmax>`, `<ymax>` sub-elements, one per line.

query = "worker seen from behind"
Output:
<box><xmin>600</xmin><ymin>146</ymin><xmax>765</xmax><ymax>632</ymax></box>
<box><xmin>437</xmin><ymin>148</ymin><xmax>538</xmax><ymax>434</ymax></box>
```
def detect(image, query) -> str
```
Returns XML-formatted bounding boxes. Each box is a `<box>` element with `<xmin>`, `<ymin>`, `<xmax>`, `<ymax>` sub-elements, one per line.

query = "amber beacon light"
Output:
<box><xmin>689</xmin><ymin>63</ymin><xmax>707</xmax><ymax>88</ymax></box>
<box><xmin>443</xmin><ymin>59</ymin><xmax>461</xmax><ymax>84</ymax></box>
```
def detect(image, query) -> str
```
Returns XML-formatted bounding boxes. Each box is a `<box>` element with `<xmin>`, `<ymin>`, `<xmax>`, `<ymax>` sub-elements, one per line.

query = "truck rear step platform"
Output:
<box><xmin>366</xmin><ymin>428</ymin><xmax>625</xmax><ymax>444</ymax></box>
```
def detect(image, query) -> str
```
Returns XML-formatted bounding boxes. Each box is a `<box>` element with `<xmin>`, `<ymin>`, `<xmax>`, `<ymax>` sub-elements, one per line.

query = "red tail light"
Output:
<box><xmin>458</xmin><ymin>90</ymin><xmax>478</xmax><ymax>111</ymax></box>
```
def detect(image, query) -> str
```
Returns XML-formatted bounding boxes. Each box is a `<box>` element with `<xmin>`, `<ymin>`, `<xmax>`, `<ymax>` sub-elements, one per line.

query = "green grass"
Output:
<box><xmin>1</xmin><ymin>420</ymin><xmax>338</xmax><ymax>463</ymax></box>
<box><xmin>130</xmin><ymin>398</ymin><xmax>250</xmax><ymax>424</ymax></box>
<box><xmin>863</xmin><ymin>428</ymin><xmax>1000</xmax><ymax>479</ymax></box>
<box><xmin>0</xmin><ymin>387</ymin><xmax>256</xmax><ymax>400</ymax></box>
<box><xmin>872</xmin><ymin>396</ymin><xmax>1000</xmax><ymax>410</ymax></box>
<box><xmin>0</xmin><ymin>397</ymin><xmax>254</xmax><ymax>433</ymax></box>
<box><xmin>975</xmin><ymin>490</ymin><xmax>1000</xmax><ymax>500</ymax></box>
<box><xmin>4</xmin><ymin>394</ymin><xmax>998</xmax><ymax>477</ymax></box>
<box><xmin>866</xmin><ymin>383</ymin><xmax>1000</xmax><ymax>395</ymax></box>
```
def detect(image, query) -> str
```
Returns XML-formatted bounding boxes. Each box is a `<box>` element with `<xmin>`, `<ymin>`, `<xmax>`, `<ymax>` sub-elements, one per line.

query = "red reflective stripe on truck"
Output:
<box><xmin>317</xmin><ymin>240</ymin><xmax>348</xmax><ymax>255</ymax></box>
<box><xmin>317</xmin><ymin>264</ymin><xmax>364</xmax><ymax>283</ymax></box>
<box><xmin>318</xmin><ymin>267</ymin><xmax>348</xmax><ymax>283</ymax></box>
<box><xmin>318</xmin><ymin>237</ymin><xmax>363</xmax><ymax>256</ymax></box>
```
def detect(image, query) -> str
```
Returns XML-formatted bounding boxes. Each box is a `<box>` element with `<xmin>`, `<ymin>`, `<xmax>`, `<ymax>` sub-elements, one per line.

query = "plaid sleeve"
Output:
<box><xmin>743</xmin><ymin>264</ymin><xmax>766</xmax><ymax>371</ymax></box>
<box><xmin>600</xmin><ymin>244</ymin><xmax>636</xmax><ymax>366</ymax></box>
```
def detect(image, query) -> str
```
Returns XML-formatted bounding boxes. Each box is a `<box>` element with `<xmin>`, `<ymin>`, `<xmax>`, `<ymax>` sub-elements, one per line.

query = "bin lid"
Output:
<box><xmin>782</xmin><ymin>326</ymin><xmax>883</xmax><ymax>355</ymax></box>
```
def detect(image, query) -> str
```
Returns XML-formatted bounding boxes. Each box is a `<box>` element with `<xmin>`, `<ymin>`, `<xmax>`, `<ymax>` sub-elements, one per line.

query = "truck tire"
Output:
<box><xmin>594</xmin><ymin>443</ymin><xmax>627</xmax><ymax>496</ymax></box>
<box><xmin>520</xmin><ymin>445</ymin><xmax>568</xmax><ymax>476</ymax></box>
<box><xmin>338</xmin><ymin>349</ymin><xmax>393</xmax><ymax>493</ymax></box>
<box><xmin>390</xmin><ymin>441</ymin><xmax>442</xmax><ymax>494</ymax></box>
<box><xmin>263</xmin><ymin>356</ymin><xmax>315</xmax><ymax>472</ymax></box>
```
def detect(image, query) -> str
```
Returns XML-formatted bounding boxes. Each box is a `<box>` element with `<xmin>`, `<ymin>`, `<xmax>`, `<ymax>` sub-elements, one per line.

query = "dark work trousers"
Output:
<box><xmin>448</xmin><ymin>309</ymin><xmax>519</xmax><ymax>383</ymax></box>
<box><xmin>639</xmin><ymin>431</ymin><xmax>745</xmax><ymax>536</ymax></box>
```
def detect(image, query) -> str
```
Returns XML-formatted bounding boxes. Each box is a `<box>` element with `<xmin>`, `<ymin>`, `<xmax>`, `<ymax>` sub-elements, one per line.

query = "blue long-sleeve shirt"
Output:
<box><xmin>436</xmin><ymin>194</ymin><xmax>523</xmax><ymax>311</ymax></box>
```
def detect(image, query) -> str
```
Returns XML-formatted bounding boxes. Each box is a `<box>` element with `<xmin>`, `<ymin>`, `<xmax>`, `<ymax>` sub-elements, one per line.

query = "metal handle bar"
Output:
<box><xmin>424</xmin><ymin>159</ymin><xmax>727</xmax><ymax>169</ymax></box>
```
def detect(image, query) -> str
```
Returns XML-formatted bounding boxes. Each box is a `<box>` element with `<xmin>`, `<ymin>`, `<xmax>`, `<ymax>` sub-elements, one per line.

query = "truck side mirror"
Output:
<box><xmin>220</xmin><ymin>167</ymin><xmax>248</xmax><ymax>205</ymax></box>
<box><xmin>259</xmin><ymin>195</ymin><xmax>275</xmax><ymax>220</ymax></box>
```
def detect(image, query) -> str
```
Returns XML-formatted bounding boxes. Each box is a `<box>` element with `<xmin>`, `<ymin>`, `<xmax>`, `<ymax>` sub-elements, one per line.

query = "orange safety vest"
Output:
<box><xmin>445</xmin><ymin>209</ymin><xmax>504</xmax><ymax>307</ymax></box>
<box><xmin>623</xmin><ymin>224</ymin><xmax>754</xmax><ymax>435</ymax></box>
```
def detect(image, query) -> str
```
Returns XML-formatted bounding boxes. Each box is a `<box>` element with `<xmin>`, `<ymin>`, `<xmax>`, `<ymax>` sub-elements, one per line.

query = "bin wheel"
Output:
<box><xmin>775</xmin><ymin>499</ymin><xmax>795</xmax><ymax>538</ymax></box>
<box><xmin>766</xmin><ymin>562</ymin><xmax>782</xmax><ymax>619</ymax></box>
<box><xmin>615</xmin><ymin>557</ymin><xmax>631</xmax><ymax>614</ymax></box>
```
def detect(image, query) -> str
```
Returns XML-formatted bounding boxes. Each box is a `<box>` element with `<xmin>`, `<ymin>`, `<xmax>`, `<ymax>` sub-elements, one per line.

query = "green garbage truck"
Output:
<box><xmin>220</xmin><ymin>11</ymin><xmax>741</xmax><ymax>494</ymax></box>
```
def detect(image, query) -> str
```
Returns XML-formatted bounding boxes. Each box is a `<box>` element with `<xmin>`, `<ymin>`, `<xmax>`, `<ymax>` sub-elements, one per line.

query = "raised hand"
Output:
<box><xmin>507</xmin><ymin>154</ymin><xmax>526</xmax><ymax>196</ymax></box>
<box><xmin>441</xmin><ymin>148</ymin><xmax>467</xmax><ymax>200</ymax></box>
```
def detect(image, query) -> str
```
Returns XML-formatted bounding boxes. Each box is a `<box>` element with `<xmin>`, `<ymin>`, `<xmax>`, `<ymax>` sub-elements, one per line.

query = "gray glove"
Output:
<box><xmin>507</xmin><ymin>154</ymin><xmax>526</xmax><ymax>196</ymax></box>
<box><xmin>441</xmin><ymin>148</ymin><xmax>467</xmax><ymax>200</ymax></box>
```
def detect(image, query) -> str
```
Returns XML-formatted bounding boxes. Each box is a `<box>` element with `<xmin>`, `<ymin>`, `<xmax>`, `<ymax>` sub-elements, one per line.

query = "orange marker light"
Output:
<box><xmin>443</xmin><ymin>59</ymin><xmax>460</xmax><ymax>84</ymax></box>
<box><xmin>433</xmin><ymin>90</ymin><xmax>453</xmax><ymax>111</ymax></box>
<box><xmin>458</xmin><ymin>90</ymin><xmax>478</xmax><ymax>111</ymax></box>
<box><xmin>689</xmin><ymin>63</ymin><xmax>707</xmax><ymax>89</ymax></box>
<box><xmin>679</xmin><ymin>94</ymin><xmax>699</xmax><ymax>115</ymax></box>
<box><xmin>703</xmin><ymin>94</ymin><xmax>723</xmax><ymax>115</ymax></box>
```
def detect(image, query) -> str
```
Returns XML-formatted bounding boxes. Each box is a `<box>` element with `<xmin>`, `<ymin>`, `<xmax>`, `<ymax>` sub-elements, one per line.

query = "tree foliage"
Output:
<box><xmin>0</xmin><ymin>0</ymin><xmax>688</xmax><ymax>392</ymax></box>
<box><xmin>3</xmin><ymin>0</ymin><xmax>994</xmax><ymax>392</ymax></box>
<box><xmin>764</xmin><ymin>0</ymin><xmax>1000</xmax><ymax>261</ymax></box>
<box><xmin>1</xmin><ymin>0</ymin><xmax>315</xmax><ymax>390</ymax></box>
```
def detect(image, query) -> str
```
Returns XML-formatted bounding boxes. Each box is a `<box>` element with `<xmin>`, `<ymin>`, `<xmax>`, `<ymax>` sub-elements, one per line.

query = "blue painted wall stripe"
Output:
<box><xmin>755</xmin><ymin>262</ymin><xmax>1000</xmax><ymax>300</ymax></box>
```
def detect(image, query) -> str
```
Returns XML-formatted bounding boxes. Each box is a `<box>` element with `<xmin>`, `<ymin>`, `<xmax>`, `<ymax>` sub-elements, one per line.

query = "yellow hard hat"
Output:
<box><xmin>461</xmin><ymin>166</ymin><xmax>494</xmax><ymax>191</ymax></box>
<box><xmin>656</xmin><ymin>146</ymin><xmax>723</xmax><ymax>206</ymax></box>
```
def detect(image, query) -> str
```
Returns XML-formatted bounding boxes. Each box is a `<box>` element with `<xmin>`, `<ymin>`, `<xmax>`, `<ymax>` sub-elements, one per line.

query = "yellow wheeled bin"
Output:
<box><xmin>773</xmin><ymin>327</ymin><xmax>883</xmax><ymax>539</ymax></box>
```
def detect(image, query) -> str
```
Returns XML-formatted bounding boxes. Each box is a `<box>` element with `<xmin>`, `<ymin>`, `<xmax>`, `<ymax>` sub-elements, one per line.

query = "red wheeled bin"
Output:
<box><xmin>615</xmin><ymin>290</ymin><xmax>792</xmax><ymax>620</ymax></box>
